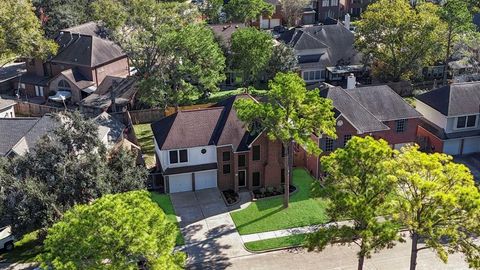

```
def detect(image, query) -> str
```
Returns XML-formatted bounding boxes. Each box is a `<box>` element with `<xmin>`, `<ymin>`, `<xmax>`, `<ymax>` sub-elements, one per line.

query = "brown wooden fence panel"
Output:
<box><xmin>14</xmin><ymin>102</ymin><xmax>63</xmax><ymax>117</ymax></box>
<box><xmin>128</xmin><ymin>109</ymin><xmax>165</xmax><ymax>124</ymax></box>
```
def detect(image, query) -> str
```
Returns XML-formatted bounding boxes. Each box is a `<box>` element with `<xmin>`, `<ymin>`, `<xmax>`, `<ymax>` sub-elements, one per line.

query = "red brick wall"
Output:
<box><xmin>93</xmin><ymin>57</ymin><xmax>129</xmax><ymax>86</ymax></box>
<box><xmin>417</xmin><ymin>125</ymin><xmax>443</xmax><ymax>153</ymax></box>
<box><xmin>217</xmin><ymin>146</ymin><xmax>235</xmax><ymax>191</ymax></box>
<box><xmin>372</xmin><ymin>118</ymin><xmax>420</xmax><ymax>146</ymax></box>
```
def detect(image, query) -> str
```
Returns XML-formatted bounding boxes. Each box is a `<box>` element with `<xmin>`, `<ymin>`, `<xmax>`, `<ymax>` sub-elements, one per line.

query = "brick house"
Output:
<box><xmin>341</xmin><ymin>0</ymin><xmax>373</xmax><ymax>18</ymax></box>
<box><xmin>416</xmin><ymin>82</ymin><xmax>480</xmax><ymax>156</ymax></box>
<box><xmin>297</xmin><ymin>85</ymin><xmax>422</xmax><ymax>179</ymax></box>
<box><xmin>151</xmin><ymin>94</ymin><xmax>285</xmax><ymax>193</ymax></box>
<box><xmin>17</xmin><ymin>22</ymin><xmax>129</xmax><ymax>105</ymax></box>
<box><xmin>316</xmin><ymin>0</ymin><xmax>342</xmax><ymax>22</ymax></box>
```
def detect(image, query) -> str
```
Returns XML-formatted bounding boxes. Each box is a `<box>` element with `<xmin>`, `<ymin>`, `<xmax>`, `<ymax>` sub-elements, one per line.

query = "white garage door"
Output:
<box><xmin>195</xmin><ymin>170</ymin><xmax>217</xmax><ymax>190</ymax></box>
<box><xmin>260</xmin><ymin>18</ymin><xmax>269</xmax><ymax>29</ymax></box>
<box><xmin>270</xmin><ymin>19</ymin><xmax>281</xmax><ymax>28</ymax></box>
<box><xmin>443</xmin><ymin>140</ymin><xmax>461</xmax><ymax>156</ymax></box>
<box><xmin>463</xmin><ymin>138</ymin><xmax>480</xmax><ymax>155</ymax></box>
<box><xmin>169</xmin><ymin>174</ymin><xmax>192</xmax><ymax>193</ymax></box>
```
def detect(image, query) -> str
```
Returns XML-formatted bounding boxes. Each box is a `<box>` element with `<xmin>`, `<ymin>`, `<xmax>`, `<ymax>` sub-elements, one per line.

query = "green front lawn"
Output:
<box><xmin>230</xmin><ymin>169</ymin><xmax>328</xmax><ymax>235</ymax></box>
<box><xmin>133</xmin><ymin>124</ymin><xmax>156</xmax><ymax>169</ymax></box>
<box><xmin>150</xmin><ymin>192</ymin><xmax>185</xmax><ymax>246</ymax></box>
<box><xmin>0</xmin><ymin>230</ymin><xmax>43</xmax><ymax>263</ymax></box>
<box><xmin>244</xmin><ymin>233</ymin><xmax>308</xmax><ymax>252</ymax></box>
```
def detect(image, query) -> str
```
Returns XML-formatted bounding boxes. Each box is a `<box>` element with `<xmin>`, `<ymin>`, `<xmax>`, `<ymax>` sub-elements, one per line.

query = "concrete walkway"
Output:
<box><xmin>240</xmin><ymin>220</ymin><xmax>352</xmax><ymax>243</ymax></box>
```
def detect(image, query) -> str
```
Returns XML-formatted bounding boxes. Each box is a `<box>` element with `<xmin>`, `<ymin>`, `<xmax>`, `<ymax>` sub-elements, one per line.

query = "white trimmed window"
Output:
<box><xmin>35</xmin><ymin>85</ymin><xmax>44</xmax><ymax>96</ymax></box>
<box><xmin>395</xmin><ymin>119</ymin><xmax>408</xmax><ymax>133</ymax></box>
<box><xmin>169</xmin><ymin>149</ymin><xmax>188</xmax><ymax>164</ymax></box>
<box><xmin>331</xmin><ymin>0</ymin><xmax>338</xmax><ymax>6</ymax></box>
<box><xmin>456</xmin><ymin>115</ymin><xmax>477</xmax><ymax>129</ymax></box>
<box><xmin>322</xmin><ymin>0</ymin><xmax>330</xmax><ymax>7</ymax></box>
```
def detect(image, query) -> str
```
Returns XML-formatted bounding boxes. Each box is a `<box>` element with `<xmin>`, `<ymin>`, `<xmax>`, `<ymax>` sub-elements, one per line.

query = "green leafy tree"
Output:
<box><xmin>356</xmin><ymin>0</ymin><xmax>446</xmax><ymax>82</ymax></box>
<box><xmin>281</xmin><ymin>0</ymin><xmax>310</xmax><ymax>26</ymax></box>
<box><xmin>307</xmin><ymin>136</ymin><xmax>401</xmax><ymax>270</ymax></box>
<box><xmin>199</xmin><ymin>0</ymin><xmax>224</xmax><ymax>23</ymax></box>
<box><xmin>234</xmin><ymin>72</ymin><xmax>336</xmax><ymax>208</ymax></box>
<box><xmin>0</xmin><ymin>0</ymin><xmax>57</xmax><ymax>66</ymax></box>
<box><xmin>0</xmin><ymin>112</ymin><xmax>147</xmax><ymax>237</ymax></box>
<box><xmin>231</xmin><ymin>27</ymin><xmax>273</xmax><ymax>86</ymax></box>
<box><xmin>439</xmin><ymin>0</ymin><xmax>475</xmax><ymax>85</ymax></box>
<box><xmin>389</xmin><ymin>146</ymin><xmax>480</xmax><ymax>270</ymax></box>
<box><xmin>267</xmin><ymin>42</ymin><xmax>298</xmax><ymax>81</ymax></box>
<box><xmin>224</xmin><ymin>0</ymin><xmax>274</xmax><ymax>23</ymax></box>
<box><xmin>39</xmin><ymin>191</ymin><xmax>185</xmax><ymax>270</ymax></box>
<box><xmin>33</xmin><ymin>0</ymin><xmax>93</xmax><ymax>38</ymax></box>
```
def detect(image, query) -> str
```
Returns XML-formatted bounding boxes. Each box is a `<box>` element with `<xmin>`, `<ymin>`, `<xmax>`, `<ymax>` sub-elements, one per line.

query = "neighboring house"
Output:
<box><xmin>0</xmin><ymin>98</ymin><xmax>16</xmax><ymax>118</ymax></box>
<box><xmin>277</xmin><ymin>24</ymin><xmax>362</xmax><ymax>85</ymax></box>
<box><xmin>416</xmin><ymin>82</ymin><xmax>480</xmax><ymax>156</ymax></box>
<box><xmin>316</xmin><ymin>0</ymin><xmax>342</xmax><ymax>22</ymax></box>
<box><xmin>0</xmin><ymin>113</ymin><xmax>127</xmax><ymax>157</ymax></box>
<box><xmin>297</xmin><ymin>85</ymin><xmax>422</xmax><ymax>179</ymax></box>
<box><xmin>150</xmin><ymin>94</ymin><xmax>285</xmax><ymax>194</ymax></box>
<box><xmin>80</xmin><ymin>76</ymin><xmax>138</xmax><ymax>116</ymax></box>
<box><xmin>252</xmin><ymin>0</ymin><xmax>283</xmax><ymax>29</ymax></box>
<box><xmin>0</xmin><ymin>62</ymin><xmax>25</xmax><ymax>94</ymax></box>
<box><xmin>341</xmin><ymin>0</ymin><xmax>373</xmax><ymax>18</ymax></box>
<box><xmin>17</xmin><ymin>22</ymin><xmax>129</xmax><ymax>105</ymax></box>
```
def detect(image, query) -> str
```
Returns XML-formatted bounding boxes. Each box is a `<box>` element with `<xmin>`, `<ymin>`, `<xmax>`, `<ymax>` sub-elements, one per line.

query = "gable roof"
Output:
<box><xmin>278</xmin><ymin>25</ymin><xmax>359</xmax><ymax>67</ymax></box>
<box><xmin>151</xmin><ymin>94</ymin><xmax>258</xmax><ymax>152</ymax></box>
<box><xmin>347</xmin><ymin>85</ymin><xmax>422</xmax><ymax>121</ymax></box>
<box><xmin>321</xmin><ymin>87</ymin><xmax>389</xmax><ymax>133</ymax></box>
<box><xmin>56</xmin><ymin>68</ymin><xmax>95</xmax><ymax>90</ymax></box>
<box><xmin>51</xmin><ymin>23</ymin><xmax>125</xmax><ymax>68</ymax></box>
<box><xmin>0</xmin><ymin>118</ymin><xmax>39</xmax><ymax>156</ymax></box>
<box><xmin>416</xmin><ymin>82</ymin><xmax>480</xmax><ymax>116</ymax></box>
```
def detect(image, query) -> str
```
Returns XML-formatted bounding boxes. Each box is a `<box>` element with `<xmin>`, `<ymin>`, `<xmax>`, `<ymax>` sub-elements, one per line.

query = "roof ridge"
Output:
<box><xmin>180</xmin><ymin>106</ymin><xmax>225</xmax><ymax>113</ymax></box>
<box><xmin>341</xmin><ymin>87</ymin><xmax>388</xmax><ymax>128</ymax></box>
<box><xmin>447</xmin><ymin>84</ymin><xmax>453</xmax><ymax>115</ymax></box>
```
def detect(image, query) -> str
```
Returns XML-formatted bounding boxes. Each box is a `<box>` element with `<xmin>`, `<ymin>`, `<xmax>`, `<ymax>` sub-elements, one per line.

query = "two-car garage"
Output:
<box><xmin>167</xmin><ymin>170</ymin><xmax>217</xmax><ymax>193</ymax></box>
<box><xmin>443</xmin><ymin>137</ymin><xmax>480</xmax><ymax>156</ymax></box>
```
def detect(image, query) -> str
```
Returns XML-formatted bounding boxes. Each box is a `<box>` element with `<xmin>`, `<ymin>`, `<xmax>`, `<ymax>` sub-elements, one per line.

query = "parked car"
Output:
<box><xmin>0</xmin><ymin>226</ymin><xmax>14</xmax><ymax>251</ymax></box>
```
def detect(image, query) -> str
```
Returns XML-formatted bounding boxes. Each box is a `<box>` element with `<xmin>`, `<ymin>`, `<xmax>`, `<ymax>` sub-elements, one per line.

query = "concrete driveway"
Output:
<box><xmin>454</xmin><ymin>154</ymin><xmax>480</xmax><ymax>182</ymax></box>
<box><xmin>170</xmin><ymin>188</ymin><xmax>250</xmax><ymax>267</ymax></box>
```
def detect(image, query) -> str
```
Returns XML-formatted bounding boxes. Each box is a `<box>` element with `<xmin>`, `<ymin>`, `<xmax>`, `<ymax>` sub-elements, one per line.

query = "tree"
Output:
<box><xmin>224</xmin><ymin>0</ymin><xmax>274</xmax><ymax>23</ymax></box>
<box><xmin>92</xmin><ymin>0</ymin><xmax>225</xmax><ymax>110</ymax></box>
<box><xmin>388</xmin><ymin>146</ymin><xmax>480</xmax><ymax>270</ymax></box>
<box><xmin>281</xmin><ymin>0</ymin><xmax>310</xmax><ymax>27</ymax></box>
<box><xmin>32</xmin><ymin>0</ymin><xmax>93</xmax><ymax>38</ymax></box>
<box><xmin>356</xmin><ymin>0</ymin><xmax>446</xmax><ymax>82</ymax></box>
<box><xmin>231</xmin><ymin>27</ymin><xmax>273</xmax><ymax>86</ymax></box>
<box><xmin>439</xmin><ymin>0</ymin><xmax>475</xmax><ymax>85</ymax></box>
<box><xmin>234</xmin><ymin>72</ymin><xmax>336</xmax><ymax>208</ymax></box>
<box><xmin>0</xmin><ymin>0</ymin><xmax>57</xmax><ymax>66</ymax></box>
<box><xmin>198</xmin><ymin>0</ymin><xmax>224</xmax><ymax>23</ymax></box>
<box><xmin>39</xmin><ymin>191</ymin><xmax>185</xmax><ymax>269</ymax></box>
<box><xmin>267</xmin><ymin>42</ymin><xmax>298</xmax><ymax>81</ymax></box>
<box><xmin>307</xmin><ymin>137</ymin><xmax>401</xmax><ymax>270</ymax></box>
<box><xmin>137</xmin><ymin>24</ymin><xmax>226</xmax><ymax>110</ymax></box>
<box><xmin>0</xmin><ymin>112</ymin><xmax>147</xmax><ymax>237</ymax></box>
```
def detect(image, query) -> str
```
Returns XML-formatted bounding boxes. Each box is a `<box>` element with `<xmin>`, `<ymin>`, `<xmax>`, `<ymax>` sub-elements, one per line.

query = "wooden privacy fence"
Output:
<box><xmin>128</xmin><ymin>108</ymin><xmax>165</xmax><ymax>124</ymax></box>
<box><xmin>14</xmin><ymin>102</ymin><xmax>64</xmax><ymax>117</ymax></box>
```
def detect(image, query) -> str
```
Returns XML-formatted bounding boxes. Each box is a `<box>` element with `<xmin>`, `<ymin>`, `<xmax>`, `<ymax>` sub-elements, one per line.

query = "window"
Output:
<box><xmin>201</xmin><ymin>148</ymin><xmax>207</xmax><ymax>154</ymax></box>
<box><xmin>252</xmin><ymin>172</ymin><xmax>261</xmax><ymax>186</ymax></box>
<box><xmin>457</xmin><ymin>115</ymin><xmax>477</xmax><ymax>129</ymax></box>
<box><xmin>35</xmin><ymin>86</ymin><xmax>44</xmax><ymax>96</ymax></box>
<box><xmin>238</xmin><ymin>154</ymin><xmax>246</xmax><ymax>167</ymax></box>
<box><xmin>343</xmin><ymin>135</ymin><xmax>352</xmax><ymax>147</ymax></box>
<box><xmin>58</xmin><ymin>80</ymin><xmax>71</xmax><ymax>92</ymax></box>
<box><xmin>252</xmin><ymin>145</ymin><xmax>260</xmax><ymax>161</ymax></box>
<box><xmin>314</xmin><ymin>71</ymin><xmax>321</xmax><ymax>80</ymax></box>
<box><xmin>303</xmin><ymin>70</ymin><xmax>322</xmax><ymax>81</ymax></box>
<box><xmin>322</xmin><ymin>0</ymin><xmax>330</xmax><ymax>6</ymax></box>
<box><xmin>223</xmin><ymin>164</ymin><xmax>231</xmax><ymax>174</ymax></box>
<box><xmin>281</xmin><ymin>169</ymin><xmax>285</xmax><ymax>184</ymax></box>
<box><xmin>169</xmin><ymin>149</ymin><xmax>188</xmax><ymax>164</ymax></box>
<box><xmin>325</xmin><ymin>138</ymin><xmax>334</xmax><ymax>152</ymax></box>
<box><xmin>331</xmin><ymin>0</ymin><xmax>338</xmax><ymax>6</ymax></box>
<box><xmin>395</xmin><ymin>119</ymin><xmax>408</xmax><ymax>133</ymax></box>
<box><xmin>223</xmin><ymin>151</ymin><xmax>230</xmax><ymax>161</ymax></box>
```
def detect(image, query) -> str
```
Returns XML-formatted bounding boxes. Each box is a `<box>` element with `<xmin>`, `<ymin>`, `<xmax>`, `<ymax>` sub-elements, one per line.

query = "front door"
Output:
<box><xmin>238</xmin><ymin>170</ymin><xmax>247</xmax><ymax>187</ymax></box>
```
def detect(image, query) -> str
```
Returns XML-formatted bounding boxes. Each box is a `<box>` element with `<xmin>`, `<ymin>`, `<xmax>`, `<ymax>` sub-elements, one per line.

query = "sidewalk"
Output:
<box><xmin>240</xmin><ymin>220</ymin><xmax>353</xmax><ymax>243</ymax></box>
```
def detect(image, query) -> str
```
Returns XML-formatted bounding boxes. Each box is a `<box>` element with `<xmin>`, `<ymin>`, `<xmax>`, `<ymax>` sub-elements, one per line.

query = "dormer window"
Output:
<box><xmin>456</xmin><ymin>115</ymin><xmax>477</xmax><ymax>129</ymax></box>
<box><xmin>169</xmin><ymin>149</ymin><xmax>188</xmax><ymax>164</ymax></box>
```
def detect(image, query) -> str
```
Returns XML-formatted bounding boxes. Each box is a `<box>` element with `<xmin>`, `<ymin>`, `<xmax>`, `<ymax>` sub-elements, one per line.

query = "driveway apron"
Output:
<box><xmin>170</xmin><ymin>188</ymin><xmax>250</xmax><ymax>266</ymax></box>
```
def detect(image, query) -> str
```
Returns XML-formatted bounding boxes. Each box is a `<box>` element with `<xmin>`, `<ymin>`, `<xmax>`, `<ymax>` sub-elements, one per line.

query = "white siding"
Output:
<box><xmin>0</xmin><ymin>106</ymin><xmax>15</xmax><ymax>118</ymax></box>
<box><xmin>415</xmin><ymin>100</ymin><xmax>447</xmax><ymax>129</ymax></box>
<box><xmin>157</xmin><ymin>145</ymin><xmax>217</xmax><ymax>170</ymax></box>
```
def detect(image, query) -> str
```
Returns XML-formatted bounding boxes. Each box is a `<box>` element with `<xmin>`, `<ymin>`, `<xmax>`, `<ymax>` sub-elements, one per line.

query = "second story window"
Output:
<box><xmin>395</xmin><ymin>119</ymin><xmax>408</xmax><ymax>133</ymax></box>
<box><xmin>238</xmin><ymin>154</ymin><xmax>246</xmax><ymax>167</ymax></box>
<box><xmin>252</xmin><ymin>145</ymin><xmax>260</xmax><ymax>161</ymax></box>
<box><xmin>169</xmin><ymin>149</ymin><xmax>188</xmax><ymax>164</ymax></box>
<box><xmin>322</xmin><ymin>0</ymin><xmax>330</xmax><ymax>7</ymax></box>
<box><xmin>223</xmin><ymin>151</ymin><xmax>230</xmax><ymax>161</ymax></box>
<box><xmin>456</xmin><ymin>115</ymin><xmax>477</xmax><ymax>129</ymax></box>
<box><xmin>331</xmin><ymin>0</ymin><xmax>338</xmax><ymax>6</ymax></box>
<box><xmin>325</xmin><ymin>138</ymin><xmax>334</xmax><ymax>152</ymax></box>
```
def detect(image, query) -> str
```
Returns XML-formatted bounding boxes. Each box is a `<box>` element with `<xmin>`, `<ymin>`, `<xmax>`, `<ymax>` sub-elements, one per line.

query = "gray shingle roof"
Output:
<box><xmin>348</xmin><ymin>85</ymin><xmax>422</xmax><ymax>121</ymax></box>
<box><xmin>321</xmin><ymin>87</ymin><xmax>389</xmax><ymax>133</ymax></box>
<box><xmin>416</xmin><ymin>82</ymin><xmax>480</xmax><ymax>116</ymax></box>
<box><xmin>80</xmin><ymin>76</ymin><xmax>135</xmax><ymax>109</ymax></box>
<box><xmin>209</xmin><ymin>23</ymin><xmax>246</xmax><ymax>48</ymax></box>
<box><xmin>0</xmin><ymin>118</ymin><xmax>38</xmax><ymax>156</ymax></box>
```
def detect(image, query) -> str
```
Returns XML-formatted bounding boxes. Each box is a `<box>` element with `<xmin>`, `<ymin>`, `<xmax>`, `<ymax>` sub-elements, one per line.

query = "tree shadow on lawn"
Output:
<box><xmin>233</xmin><ymin>207</ymin><xmax>284</xmax><ymax>232</ymax></box>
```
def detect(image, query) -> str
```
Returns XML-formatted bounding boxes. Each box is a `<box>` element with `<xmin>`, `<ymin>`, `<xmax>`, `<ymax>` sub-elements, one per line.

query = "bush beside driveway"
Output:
<box><xmin>230</xmin><ymin>169</ymin><xmax>328</xmax><ymax>235</ymax></box>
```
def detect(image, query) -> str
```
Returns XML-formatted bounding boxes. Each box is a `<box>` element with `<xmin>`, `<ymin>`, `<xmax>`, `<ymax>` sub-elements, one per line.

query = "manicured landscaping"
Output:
<box><xmin>150</xmin><ymin>192</ymin><xmax>185</xmax><ymax>246</ymax></box>
<box><xmin>133</xmin><ymin>124</ymin><xmax>156</xmax><ymax>168</ymax></box>
<box><xmin>230</xmin><ymin>169</ymin><xmax>328</xmax><ymax>235</ymax></box>
<box><xmin>0</xmin><ymin>230</ymin><xmax>43</xmax><ymax>263</ymax></box>
<box><xmin>244</xmin><ymin>233</ymin><xmax>309</xmax><ymax>252</ymax></box>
